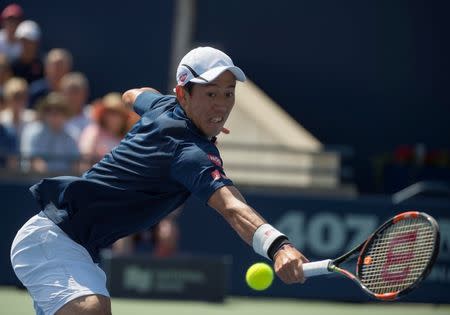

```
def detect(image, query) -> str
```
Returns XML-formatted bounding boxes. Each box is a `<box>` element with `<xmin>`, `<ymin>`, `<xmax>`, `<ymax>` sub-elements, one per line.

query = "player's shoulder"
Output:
<box><xmin>149</xmin><ymin>94</ymin><xmax>177</xmax><ymax>109</ymax></box>
<box><xmin>154</xmin><ymin>108</ymin><xmax>189</xmax><ymax>138</ymax></box>
<box><xmin>136</xmin><ymin>92</ymin><xmax>176</xmax><ymax>117</ymax></box>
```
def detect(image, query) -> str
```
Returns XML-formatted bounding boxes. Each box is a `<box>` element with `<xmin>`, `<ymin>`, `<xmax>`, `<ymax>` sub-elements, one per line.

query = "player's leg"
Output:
<box><xmin>10</xmin><ymin>212</ymin><xmax>110</xmax><ymax>314</ymax></box>
<box><xmin>55</xmin><ymin>294</ymin><xmax>111</xmax><ymax>315</ymax></box>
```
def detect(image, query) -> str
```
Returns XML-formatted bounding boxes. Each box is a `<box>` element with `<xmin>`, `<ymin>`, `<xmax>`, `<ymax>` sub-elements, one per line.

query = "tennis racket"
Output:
<box><xmin>301</xmin><ymin>211</ymin><xmax>440</xmax><ymax>300</ymax></box>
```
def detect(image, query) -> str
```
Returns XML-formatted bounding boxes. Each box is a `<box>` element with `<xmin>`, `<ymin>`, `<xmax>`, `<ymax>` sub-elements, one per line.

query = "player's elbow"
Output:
<box><xmin>122</xmin><ymin>89</ymin><xmax>138</xmax><ymax>108</ymax></box>
<box><xmin>122</xmin><ymin>87</ymin><xmax>160</xmax><ymax>108</ymax></box>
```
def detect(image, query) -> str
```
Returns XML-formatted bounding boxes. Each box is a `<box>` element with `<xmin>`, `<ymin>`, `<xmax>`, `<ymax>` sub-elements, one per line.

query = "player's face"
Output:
<box><xmin>183</xmin><ymin>71</ymin><xmax>236</xmax><ymax>137</ymax></box>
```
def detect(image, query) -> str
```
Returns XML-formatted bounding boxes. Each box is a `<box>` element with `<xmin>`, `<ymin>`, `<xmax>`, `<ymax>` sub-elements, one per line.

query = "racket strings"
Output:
<box><xmin>359</xmin><ymin>217</ymin><xmax>435</xmax><ymax>294</ymax></box>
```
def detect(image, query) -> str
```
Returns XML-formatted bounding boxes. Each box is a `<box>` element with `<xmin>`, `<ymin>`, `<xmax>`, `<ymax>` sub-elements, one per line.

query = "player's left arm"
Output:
<box><xmin>122</xmin><ymin>87</ymin><xmax>160</xmax><ymax>109</ymax></box>
<box><xmin>208</xmin><ymin>185</ymin><xmax>309</xmax><ymax>284</ymax></box>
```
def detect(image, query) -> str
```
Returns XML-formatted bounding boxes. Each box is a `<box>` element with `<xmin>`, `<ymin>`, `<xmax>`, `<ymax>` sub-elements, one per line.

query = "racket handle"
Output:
<box><xmin>302</xmin><ymin>259</ymin><xmax>333</xmax><ymax>278</ymax></box>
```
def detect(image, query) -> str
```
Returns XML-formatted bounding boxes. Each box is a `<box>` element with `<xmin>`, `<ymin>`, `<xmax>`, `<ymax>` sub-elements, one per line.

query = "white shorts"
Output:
<box><xmin>10</xmin><ymin>212</ymin><xmax>110</xmax><ymax>315</ymax></box>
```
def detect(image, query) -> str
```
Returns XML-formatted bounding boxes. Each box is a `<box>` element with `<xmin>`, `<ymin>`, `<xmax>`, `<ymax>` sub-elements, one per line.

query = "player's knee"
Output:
<box><xmin>56</xmin><ymin>294</ymin><xmax>111</xmax><ymax>315</ymax></box>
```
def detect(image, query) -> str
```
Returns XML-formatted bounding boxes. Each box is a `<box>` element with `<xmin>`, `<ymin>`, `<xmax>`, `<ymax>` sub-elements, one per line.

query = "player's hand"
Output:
<box><xmin>273</xmin><ymin>244</ymin><xmax>309</xmax><ymax>284</ymax></box>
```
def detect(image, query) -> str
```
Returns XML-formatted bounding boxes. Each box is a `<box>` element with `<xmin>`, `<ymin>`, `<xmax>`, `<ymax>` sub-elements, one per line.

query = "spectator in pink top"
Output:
<box><xmin>79</xmin><ymin>92</ymin><xmax>129</xmax><ymax>169</ymax></box>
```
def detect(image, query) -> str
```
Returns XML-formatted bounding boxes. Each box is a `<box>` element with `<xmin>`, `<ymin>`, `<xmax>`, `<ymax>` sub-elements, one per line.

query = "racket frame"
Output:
<box><xmin>353</xmin><ymin>211</ymin><xmax>440</xmax><ymax>300</ymax></box>
<box><xmin>305</xmin><ymin>211</ymin><xmax>440</xmax><ymax>301</ymax></box>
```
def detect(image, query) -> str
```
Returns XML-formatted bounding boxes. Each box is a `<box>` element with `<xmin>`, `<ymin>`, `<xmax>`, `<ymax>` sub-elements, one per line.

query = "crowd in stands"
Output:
<box><xmin>0</xmin><ymin>3</ymin><xmax>139</xmax><ymax>175</ymax></box>
<box><xmin>0</xmin><ymin>4</ymin><xmax>180</xmax><ymax>256</ymax></box>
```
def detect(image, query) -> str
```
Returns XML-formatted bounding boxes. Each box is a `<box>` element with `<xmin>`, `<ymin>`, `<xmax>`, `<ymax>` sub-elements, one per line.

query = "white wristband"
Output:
<box><xmin>252</xmin><ymin>224</ymin><xmax>286</xmax><ymax>259</ymax></box>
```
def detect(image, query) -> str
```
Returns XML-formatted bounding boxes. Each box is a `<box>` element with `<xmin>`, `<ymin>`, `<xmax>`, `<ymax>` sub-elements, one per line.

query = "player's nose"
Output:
<box><xmin>212</xmin><ymin>102</ymin><xmax>229</xmax><ymax>114</ymax></box>
<box><xmin>213</xmin><ymin>98</ymin><xmax>233</xmax><ymax>112</ymax></box>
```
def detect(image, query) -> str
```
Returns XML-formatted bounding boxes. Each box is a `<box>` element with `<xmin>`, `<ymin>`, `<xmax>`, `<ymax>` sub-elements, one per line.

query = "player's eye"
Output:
<box><xmin>225</xmin><ymin>91</ymin><xmax>234</xmax><ymax>98</ymax></box>
<box><xmin>207</xmin><ymin>92</ymin><xmax>216</xmax><ymax>98</ymax></box>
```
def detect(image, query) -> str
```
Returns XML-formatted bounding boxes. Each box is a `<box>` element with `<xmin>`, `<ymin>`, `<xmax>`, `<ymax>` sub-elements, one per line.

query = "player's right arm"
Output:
<box><xmin>208</xmin><ymin>185</ymin><xmax>309</xmax><ymax>284</ymax></box>
<box><xmin>170</xmin><ymin>143</ymin><xmax>308</xmax><ymax>284</ymax></box>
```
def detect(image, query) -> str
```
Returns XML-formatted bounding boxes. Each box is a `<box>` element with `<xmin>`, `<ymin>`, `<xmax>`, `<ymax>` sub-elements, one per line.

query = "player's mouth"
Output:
<box><xmin>209</xmin><ymin>117</ymin><xmax>223</xmax><ymax>124</ymax></box>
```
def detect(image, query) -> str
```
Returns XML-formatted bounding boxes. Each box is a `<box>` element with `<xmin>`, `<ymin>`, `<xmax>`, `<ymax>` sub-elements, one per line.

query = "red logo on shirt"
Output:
<box><xmin>211</xmin><ymin>169</ymin><xmax>221</xmax><ymax>181</ymax></box>
<box><xmin>208</xmin><ymin>154</ymin><xmax>222</xmax><ymax>167</ymax></box>
<box><xmin>179</xmin><ymin>72</ymin><xmax>188</xmax><ymax>83</ymax></box>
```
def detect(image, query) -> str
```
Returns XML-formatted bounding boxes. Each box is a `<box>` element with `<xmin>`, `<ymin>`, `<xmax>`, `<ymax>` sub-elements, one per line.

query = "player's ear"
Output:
<box><xmin>175</xmin><ymin>85</ymin><xmax>187</xmax><ymax>105</ymax></box>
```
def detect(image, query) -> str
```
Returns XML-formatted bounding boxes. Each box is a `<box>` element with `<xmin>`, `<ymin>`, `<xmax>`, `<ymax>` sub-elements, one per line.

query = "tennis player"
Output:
<box><xmin>10</xmin><ymin>47</ymin><xmax>308</xmax><ymax>315</ymax></box>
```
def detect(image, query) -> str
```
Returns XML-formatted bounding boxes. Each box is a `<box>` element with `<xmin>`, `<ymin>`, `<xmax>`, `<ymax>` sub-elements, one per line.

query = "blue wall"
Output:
<box><xmin>194</xmin><ymin>0</ymin><xmax>450</xmax><ymax>192</ymax></box>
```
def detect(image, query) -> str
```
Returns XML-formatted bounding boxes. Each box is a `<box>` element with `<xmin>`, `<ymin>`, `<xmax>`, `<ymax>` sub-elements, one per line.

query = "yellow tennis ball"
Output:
<box><xmin>246</xmin><ymin>262</ymin><xmax>274</xmax><ymax>291</ymax></box>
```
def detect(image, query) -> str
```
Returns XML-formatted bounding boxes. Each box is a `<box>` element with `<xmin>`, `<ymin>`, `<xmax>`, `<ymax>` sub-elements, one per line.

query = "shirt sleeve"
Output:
<box><xmin>171</xmin><ymin>142</ymin><xmax>234</xmax><ymax>204</ymax></box>
<box><xmin>133</xmin><ymin>91</ymin><xmax>165</xmax><ymax>116</ymax></box>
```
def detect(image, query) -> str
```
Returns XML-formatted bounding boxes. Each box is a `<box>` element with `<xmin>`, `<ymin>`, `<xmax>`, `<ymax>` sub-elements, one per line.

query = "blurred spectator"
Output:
<box><xmin>21</xmin><ymin>92</ymin><xmax>79</xmax><ymax>173</ymax></box>
<box><xmin>79</xmin><ymin>92</ymin><xmax>128</xmax><ymax>166</ymax></box>
<box><xmin>0</xmin><ymin>77</ymin><xmax>35</xmax><ymax>140</ymax></box>
<box><xmin>150</xmin><ymin>218</ymin><xmax>179</xmax><ymax>257</ymax></box>
<box><xmin>113</xmin><ymin>212</ymin><xmax>180</xmax><ymax>257</ymax></box>
<box><xmin>0</xmin><ymin>121</ymin><xmax>16</xmax><ymax>168</ymax></box>
<box><xmin>61</xmin><ymin>72</ymin><xmax>91</xmax><ymax>140</ymax></box>
<box><xmin>0</xmin><ymin>3</ymin><xmax>23</xmax><ymax>62</ymax></box>
<box><xmin>0</xmin><ymin>53</ymin><xmax>13</xmax><ymax>108</ymax></box>
<box><xmin>11</xmin><ymin>20</ymin><xmax>43</xmax><ymax>84</ymax></box>
<box><xmin>29</xmin><ymin>48</ymin><xmax>73</xmax><ymax>107</ymax></box>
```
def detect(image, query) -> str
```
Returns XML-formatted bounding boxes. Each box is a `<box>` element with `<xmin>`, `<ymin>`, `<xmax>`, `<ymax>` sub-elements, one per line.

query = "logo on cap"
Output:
<box><xmin>179</xmin><ymin>72</ymin><xmax>188</xmax><ymax>83</ymax></box>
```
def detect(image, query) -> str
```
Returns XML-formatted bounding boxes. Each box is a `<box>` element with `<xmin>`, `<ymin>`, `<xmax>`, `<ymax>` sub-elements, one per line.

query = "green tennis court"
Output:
<box><xmin>1</xmin><ymin>286</ymin><xmax>448</xmax><ymax>315</ymax></box>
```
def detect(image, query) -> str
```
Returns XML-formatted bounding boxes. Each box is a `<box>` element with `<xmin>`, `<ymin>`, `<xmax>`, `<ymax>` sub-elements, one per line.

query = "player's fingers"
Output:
<box><xmin>275</xmin><ymin>269</ymin><xmax>290</xmax><ymax>284</ymax></box>
<box><xmin>279</xmin><ymin>272</ymin><xmax>293</xmax><ymax>284</ymax></box>
<box><xmin>279</xmin><ymin>260</ymin><xmax>303</xmax><ymax>284</ymax></box>
<box><xmin>274</xmin><ymin>248</ymin><xmax>308</xmax><ymax>284</ymax></box>
<box><xmin>275</xmin><ymin>262</ymin><xmax>295</xmax><ymax>284</ymax></box>
<box><xmin>297</xmin><ymin>260</ymin><xmax>306</xmax><ymax>283</ymax></box>
<box><xmin>285</xmin><ymin>259</ymin><xmax>304</xmax><ymax>284</ymax></box>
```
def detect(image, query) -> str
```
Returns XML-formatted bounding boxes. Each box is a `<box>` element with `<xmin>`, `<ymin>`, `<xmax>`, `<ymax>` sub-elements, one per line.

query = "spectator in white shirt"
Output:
<box><xmin>61</xmin><ymin>72</ymin><xmax>91</xmax><ymax>141</ymax></box>
<box><xmin>21</xmin><ymin>92</ymin><xmax>78</xmax><ymax>173</ymax></box>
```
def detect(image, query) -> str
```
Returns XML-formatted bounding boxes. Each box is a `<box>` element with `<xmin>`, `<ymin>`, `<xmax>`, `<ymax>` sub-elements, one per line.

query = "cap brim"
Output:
<box><xmin>190</xmin><ymin>65</ymin><xmax>246</xmax><ymax>84</ymax></box>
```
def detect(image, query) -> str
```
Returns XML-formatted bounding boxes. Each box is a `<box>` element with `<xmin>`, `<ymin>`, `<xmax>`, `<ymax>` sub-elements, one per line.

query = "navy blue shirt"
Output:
<box><xmin>30</xmin><ymin>92</ymin><xmax>233</xmax><ymax>262</ymax></box>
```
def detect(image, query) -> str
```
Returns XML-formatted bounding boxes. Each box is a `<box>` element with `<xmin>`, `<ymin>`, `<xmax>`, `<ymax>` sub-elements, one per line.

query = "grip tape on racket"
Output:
<box><xmin>302</xmin><ymin>259</ymin><xmax>332</xmax><ymax>277</ymax></box>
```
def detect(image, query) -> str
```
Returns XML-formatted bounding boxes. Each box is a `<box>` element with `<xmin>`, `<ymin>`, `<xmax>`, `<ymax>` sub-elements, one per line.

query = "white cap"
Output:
<box><xmin>15</xmin><ymin>20</ymin><xmax>41</xmax><ymax>41</ymax></box>
<box><xmin>176</xmin><ymin>47</ymin><xmax>246</xmax><ymax>86</ymax></box>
